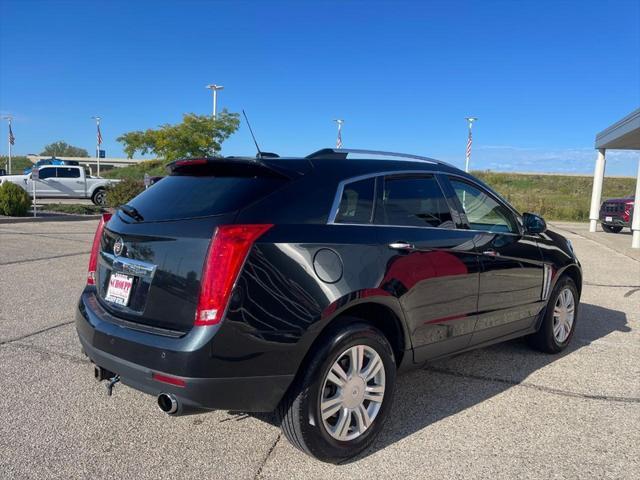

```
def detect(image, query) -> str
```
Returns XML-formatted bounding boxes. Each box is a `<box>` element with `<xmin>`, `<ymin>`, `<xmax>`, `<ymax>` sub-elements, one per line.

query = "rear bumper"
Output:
<box><xmin>599</xmin><ymin>213</ymin><xmax>630</xmax><ymax>227</ymax></box>
<box><xmin>76</xmin><ymin>289</ymin><xmax>294</xmax><ymax>412</ymax></box>
<box><xmin>599</xmin><ymin>217</ymin><xmax>629</xmax><ymax>227</ymax></box>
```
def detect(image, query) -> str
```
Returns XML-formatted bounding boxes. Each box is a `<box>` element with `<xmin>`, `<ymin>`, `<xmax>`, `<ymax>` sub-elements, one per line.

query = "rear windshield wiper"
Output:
<box><xmin>120</xmin><ymin>204</ymin><xmax>144</xmax><ymax>222</ymax></box>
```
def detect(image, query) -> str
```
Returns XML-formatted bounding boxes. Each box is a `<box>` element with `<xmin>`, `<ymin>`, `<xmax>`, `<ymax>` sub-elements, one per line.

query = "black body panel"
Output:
<box><xmin>76</xmin><ymin>152</ymin><xmax>582</xmax><ymax>413</ymax></box>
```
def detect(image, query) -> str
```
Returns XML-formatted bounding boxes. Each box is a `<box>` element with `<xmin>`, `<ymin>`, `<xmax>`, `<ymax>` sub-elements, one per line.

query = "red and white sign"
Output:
<box><xmin>105</xmin><ymin>272</ymin><xmax>133</xmax><ymax>306</ymax></box>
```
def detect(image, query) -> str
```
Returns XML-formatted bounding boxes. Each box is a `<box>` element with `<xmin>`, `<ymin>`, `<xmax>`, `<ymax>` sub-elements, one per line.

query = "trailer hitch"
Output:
<box><xmin>106</xmin><ymin>375</ymin><xmax>120</xmax><ymax>396</ymax></box>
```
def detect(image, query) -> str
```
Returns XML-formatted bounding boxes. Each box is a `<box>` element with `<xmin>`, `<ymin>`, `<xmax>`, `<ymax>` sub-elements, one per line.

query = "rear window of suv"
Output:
<box><xmin>334</xmin><ymin>177</ymin><xmax>375</xmax><ymax>224</ymax></box>
<box><xmin>125</xmin><ymin>175</ymin><xmax>286</xmax><ymax>222</ymax></box>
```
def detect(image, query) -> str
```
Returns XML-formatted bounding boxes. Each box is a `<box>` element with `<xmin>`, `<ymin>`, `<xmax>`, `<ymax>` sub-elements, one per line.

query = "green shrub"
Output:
<box><xmin>105</xmin><ymin>179</ymin><xmax>145</xmax><ymax>208</ymax></box>
<box><xmin>102</xmin><ymin>159</ymin><xmax>166</xmax><ymax>180</ymax></box>
<box><xmin>0</xmin><ymin>181</ymin><xmax>31</xmax><ymax>216</ymax></box>
<box><xmin>41</xmin><ymin>203</ymin><xmax>104</xmax><ymax>215</ymax></box>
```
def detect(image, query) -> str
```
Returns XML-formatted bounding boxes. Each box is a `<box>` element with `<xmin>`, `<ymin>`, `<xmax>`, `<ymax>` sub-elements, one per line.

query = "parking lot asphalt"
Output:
<box><xmin>0</xmin><ymin>220</ymin><xmax>638</xmax><ymax>479</ymax></box>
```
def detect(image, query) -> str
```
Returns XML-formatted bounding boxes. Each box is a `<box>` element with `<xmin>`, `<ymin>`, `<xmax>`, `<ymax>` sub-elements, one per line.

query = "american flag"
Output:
<box><xmin>8</xmin><ymin>123</ymin><xmax>15</xmax><ymax>146</ymax></box>
<box><xmin>97</xmin><ymin>124</ymin><xmax>103</xmax><ymax>146</ymax></box>
<box><xmin>336</xmin><ymin>128</ymin><xmax>343</xmax><ymax>149</ymax></box>
<box><xmin>466</xmin><ymin>129</ymin><xmax>472</xmax><ymax>159</ymax></box>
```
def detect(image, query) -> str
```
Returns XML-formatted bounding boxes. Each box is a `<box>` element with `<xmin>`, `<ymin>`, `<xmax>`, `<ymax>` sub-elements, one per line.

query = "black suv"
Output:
<box><xmin>76</xmin><ymin>148</ymin><xmax>582</xmax><ymax>462</ymax></box>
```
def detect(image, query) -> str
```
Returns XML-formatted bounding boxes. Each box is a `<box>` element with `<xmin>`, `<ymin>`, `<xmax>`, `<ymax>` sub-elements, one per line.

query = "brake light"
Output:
<box><xmin>175</xmin><ymin>158</ymin><xmax>208</xmax><ymax>167</ymax></box>
<box><xmin>87</xmin><ymin>213</ymin><xmax>112</xmax><ymax>285</ymax></box>
<box><xmin>195</xmin><ymin>224</ymin><xmax>273</xmax><ymax>326</ymax></box>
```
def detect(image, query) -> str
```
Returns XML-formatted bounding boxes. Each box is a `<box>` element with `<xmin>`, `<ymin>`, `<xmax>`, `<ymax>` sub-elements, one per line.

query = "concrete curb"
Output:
<box><xmin>0</xmin><ymin>214</ymin><xmax>101</xmax><ymax>224</ymax></box>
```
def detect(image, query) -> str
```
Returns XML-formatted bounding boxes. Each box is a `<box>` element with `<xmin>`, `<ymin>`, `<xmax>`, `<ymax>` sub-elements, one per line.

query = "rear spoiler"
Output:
<box><xmin>166</xmin><ymin>156</ymin><xmax>311</xmax><ymax>179</ymax></box>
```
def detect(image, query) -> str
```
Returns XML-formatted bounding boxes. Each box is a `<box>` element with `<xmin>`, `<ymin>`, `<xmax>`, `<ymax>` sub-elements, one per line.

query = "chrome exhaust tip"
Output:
<box><xmin>157</xmin><ymin>393</ymin><xmax>179</xmax><ymax>415</ymax></box>
<box><xmin>94</xmin><ymin>366</ymin><xmax>115</xmax><ymax>382</ymax></box>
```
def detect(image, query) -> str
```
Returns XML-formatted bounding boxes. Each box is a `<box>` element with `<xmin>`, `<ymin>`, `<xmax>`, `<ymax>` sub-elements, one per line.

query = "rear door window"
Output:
<box><xmin>125</xmin><ymin>175</ymin><xmax>287</xmax><ymax>222</ymax></box>
<box><xmin>56</xmin><ymin>167</ymin><xmax>80</xmax><ymax>178</ymax></box>
<box><xmin>375</xmin><ymin>175</ymin><xmax>454</xmax><ymax>228</ymax></box>
<box><xmin>334</xmin><ymin>177</ymin><xmax>375</xmax><ymax>224</ymax></box>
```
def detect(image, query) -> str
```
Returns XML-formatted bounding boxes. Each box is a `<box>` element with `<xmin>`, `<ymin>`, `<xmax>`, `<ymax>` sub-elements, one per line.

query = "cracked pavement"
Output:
<box><xmin>0</xmin><ymin>219</ymin><xmax>638</xmax><ymax>479</ymax></box>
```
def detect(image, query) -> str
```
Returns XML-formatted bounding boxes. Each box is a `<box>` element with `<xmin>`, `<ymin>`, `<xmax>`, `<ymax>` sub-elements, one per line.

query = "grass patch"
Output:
<box><xmin>39</xmin><ymin>203</ymin><xmax>105</xmax><ymax>215</ymax></box>
<box><xmin>474</xmin><ymin>171</ymin><xmax>635</xmax><ymax>221</ymax></box>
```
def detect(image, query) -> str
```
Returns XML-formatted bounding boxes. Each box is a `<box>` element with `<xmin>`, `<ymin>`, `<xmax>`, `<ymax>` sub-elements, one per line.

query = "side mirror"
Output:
<box><xmin>523</xmin><ymin>212</ymin><xmax>547</xmax><ymax>234</ymax></box>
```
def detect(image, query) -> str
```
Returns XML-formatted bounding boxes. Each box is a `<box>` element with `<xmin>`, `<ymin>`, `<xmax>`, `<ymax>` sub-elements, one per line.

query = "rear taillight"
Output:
<box><xmin>624</xmin><ymin>201</ymin><xmax>634</xmax><ymax>221</ymax></box>
<box><xmin>195</xmin><ymin>224</ymin><xmax>273</xmax><ymax>326</ymax></box>
<box><xmin>87</xmin><ymin>213</ymin><xmax>112</xmax><ymax>285</ymax></box>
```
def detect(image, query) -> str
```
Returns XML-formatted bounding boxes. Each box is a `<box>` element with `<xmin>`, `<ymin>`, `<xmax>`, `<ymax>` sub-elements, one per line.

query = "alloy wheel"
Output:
<box><xmin>320</xmin><ymin>345</ymin><xmax>385</xmax><ymax>442</ymax></box>
<box><xmin>553</xmin><ymin>287</ymin><xmax>575</xmax><ymax>343</ymax></box>
<box><xmin>95</xmin><ymin>191</ymin><xmax>106</xmax><ymax>206</ymax></box>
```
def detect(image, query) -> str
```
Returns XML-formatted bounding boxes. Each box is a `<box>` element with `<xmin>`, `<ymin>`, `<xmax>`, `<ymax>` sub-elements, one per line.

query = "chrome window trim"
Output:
<box><xmin>328</xmin><ymin>170</ymin><xmax>436</xmax><ymax>224</ymax></box>
<box><xmin>326</xmin><ymin>221</ymin><xmax>525</xmax><ymax>236</ymax></box>
<box><xmin>327</xmin><ymin>169</ymin><xmax>524</xmax><ymax>237</ymax></box>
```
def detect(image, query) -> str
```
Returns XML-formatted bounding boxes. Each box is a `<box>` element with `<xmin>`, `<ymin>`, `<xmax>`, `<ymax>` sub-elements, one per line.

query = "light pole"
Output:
<box><xmin>334</xmin><ymin>119</ymin><xmax>344</xmax><ymax>148</ymax></box>
<box><xmin>205</xmin><ymin>84</ymin><xmax>224</xmax><ymax>118</ymax></box>
<box><xmin>92</xmin><ymin>116</ymin><xmax>102</xmax><ymax>176</ymax></box>
<box><xmin>2</xmin><ymin>115</ymin><xmax>13</xmax><ymax>174</ymax></box>
<box><xmin>464</xmin><ymin>117</ymin><xmax>478</xmax><ymax>173</ymax></box>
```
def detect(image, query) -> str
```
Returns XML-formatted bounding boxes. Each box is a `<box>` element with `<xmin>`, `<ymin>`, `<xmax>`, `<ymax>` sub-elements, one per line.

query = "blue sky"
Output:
<box><xmin>1</xmin><ymin>0</ymin><xmax>639</xmax><ymax>174</ymax></box>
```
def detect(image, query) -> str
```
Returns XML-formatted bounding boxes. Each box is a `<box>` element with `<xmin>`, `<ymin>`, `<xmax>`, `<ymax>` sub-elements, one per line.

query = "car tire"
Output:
<box><xmin>278</xmin><ymin>321</ymin><xmax>396</xmax><ymax>463</ymax></box>
<box><xmin>602</xmin><ymin>224</ymin><xmax>623</xmax><ymax>233</ymax></box>
<box><xmin>92</xmin><ymin>188</ymin><xmax>106</xmax><ymax>206</ymax></box>
<box><xmin>528</xmin><ymin>276</ymin><xmax>579</xmax><ymax>354</ymax></box>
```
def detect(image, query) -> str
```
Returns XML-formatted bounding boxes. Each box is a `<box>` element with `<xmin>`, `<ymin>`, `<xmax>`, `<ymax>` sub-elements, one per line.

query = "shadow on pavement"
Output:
<box><xmin>243</xmin><ymin>302</ymin><xmax>629</xmax><ymax>462</ymax></box>
<box><xmin>367</xmin><ymin>302</ymin><xmax>629</xmax><ymax>459</ymax></box>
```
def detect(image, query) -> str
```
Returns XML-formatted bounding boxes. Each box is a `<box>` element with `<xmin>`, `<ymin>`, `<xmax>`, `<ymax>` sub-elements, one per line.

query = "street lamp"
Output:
<box><xmin>464</xmin><ymin>117</ymin><xmax>478</xmax><ymax>173</ymax></box>
<box><xmin>92</xmin><ymin>116</ymin><xmax>102</xmax><ymax>176</ymax></box>
<box><xmin>205</xmin><ymin>84</ymin><xmax>224</xmax><ymax>118</ymax></box>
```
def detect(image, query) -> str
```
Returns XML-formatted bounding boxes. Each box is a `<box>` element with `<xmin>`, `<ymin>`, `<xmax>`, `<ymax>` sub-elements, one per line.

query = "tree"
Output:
<box><xmin>117</xmin><ymin>111</ymin><xmax>240</xmax><ymax>161</ymax></box>
<box><xmin>41</xmin><ymin>141</ymin><xmax>89</xmax><ymax>157</ymax></box>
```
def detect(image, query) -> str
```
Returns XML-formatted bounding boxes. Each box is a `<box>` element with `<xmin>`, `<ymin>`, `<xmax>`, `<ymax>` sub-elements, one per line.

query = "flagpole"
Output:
<box><xmin>8</xmin><ymin>118</ymin><xmax>12</xmax><ymax>175</ymax></box>
<box><xmin>334</xmin><ymin>119</ymin><xmax>344</xmax><ymax>148</ymax></box>
<box><xmin>2</xmin><ymin>116</ymin><xmax>12</xmax><ymax>174</ymax></box>
<box><xmin>92</xmin><ymin>116</ymin><xmax>101</xmax><ymax>177</ymax></box>
<box><xmin>464</xmin><ymin>117</ymin><xmax>477</xmax><ymax>173</ymax></box>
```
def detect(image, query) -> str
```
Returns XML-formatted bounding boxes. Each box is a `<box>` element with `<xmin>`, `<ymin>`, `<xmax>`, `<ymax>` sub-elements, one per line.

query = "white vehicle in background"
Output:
<box><xmin>0</xmin><ymin>165</ymin><xmax>119</xmax><ymax>206</ymax></box>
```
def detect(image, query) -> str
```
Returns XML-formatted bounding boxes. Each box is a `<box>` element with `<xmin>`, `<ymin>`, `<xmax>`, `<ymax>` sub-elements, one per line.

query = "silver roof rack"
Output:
<box><xmin>305</xmin><ymin>148</ymin><xmax>455</xmax><ymax>168</ymax></box>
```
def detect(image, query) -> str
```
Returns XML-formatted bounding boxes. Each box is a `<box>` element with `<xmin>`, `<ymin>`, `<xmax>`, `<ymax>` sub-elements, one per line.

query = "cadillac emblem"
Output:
<box><xmin>113</xmin><ymin>237</ymin><xmax>124</xmax><ymax>257</ymax></box>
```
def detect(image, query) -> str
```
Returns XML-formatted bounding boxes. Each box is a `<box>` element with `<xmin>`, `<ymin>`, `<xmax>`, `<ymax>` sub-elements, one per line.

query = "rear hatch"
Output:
<box><xmin>96</xmin><ymin>159</ymin><xmax>294</xmax><ymax>334</ymax></box>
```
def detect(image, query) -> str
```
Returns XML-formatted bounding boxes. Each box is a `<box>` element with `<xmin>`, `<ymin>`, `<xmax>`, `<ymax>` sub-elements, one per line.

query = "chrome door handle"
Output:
<box><xmin>483</xmin><ymin>250</ymin><xmax>500</xmax><ymax>257</ymax></box>
<box><xmin>389</xmin><ymin>242</ymin><xmax>414</xmax><ymax>250</ymax></box>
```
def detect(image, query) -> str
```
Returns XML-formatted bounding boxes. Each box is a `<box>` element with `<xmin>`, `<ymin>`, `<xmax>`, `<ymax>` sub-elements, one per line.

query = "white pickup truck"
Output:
<box><xmin>0</xmin><ymin>165</ymin><xmax>119</xmax><ymax>205</ymax></box>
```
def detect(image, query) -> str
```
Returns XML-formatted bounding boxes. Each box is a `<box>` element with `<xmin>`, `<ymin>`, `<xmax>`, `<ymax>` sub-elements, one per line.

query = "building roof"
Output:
<box><xmin>595</xmin><ymin>108</ymin><xmax>640</xmax><ymax>150</ymax></box>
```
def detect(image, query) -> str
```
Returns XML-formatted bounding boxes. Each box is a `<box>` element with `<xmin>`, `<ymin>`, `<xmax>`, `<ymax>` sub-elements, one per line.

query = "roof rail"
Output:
<box><xmin>305</xmin><ymin>148</ymin><xmax>455</xmax><ymax>168</ymax></box>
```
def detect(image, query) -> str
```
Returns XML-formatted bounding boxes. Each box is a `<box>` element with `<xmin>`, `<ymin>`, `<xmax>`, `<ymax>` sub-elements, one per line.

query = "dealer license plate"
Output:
<box><xmin>105</xmin><ymin>272</ymin><xmax>133</xmax><ymax>306</ymax></box>
<box><xmin>605</xmin><ymin>216</ymin><xmax>613</xmax><ymax>222</ymax></box>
